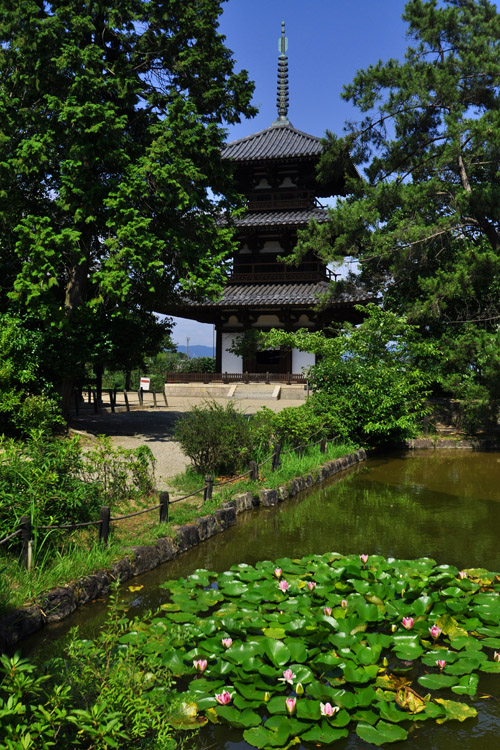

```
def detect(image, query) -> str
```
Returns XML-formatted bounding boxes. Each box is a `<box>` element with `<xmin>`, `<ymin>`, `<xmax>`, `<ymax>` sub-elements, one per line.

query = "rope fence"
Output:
<box><xmin>1</xmin><ymin>433</ymin><xmax>335</xmax><ymax>570</ymax></box>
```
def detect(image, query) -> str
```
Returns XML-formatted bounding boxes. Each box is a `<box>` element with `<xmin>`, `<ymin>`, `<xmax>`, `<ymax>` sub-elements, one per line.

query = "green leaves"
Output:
<box><xmin>139</xmin><ymin>553</ymin><xmax>500</xmax><ymax>749</ymax></box>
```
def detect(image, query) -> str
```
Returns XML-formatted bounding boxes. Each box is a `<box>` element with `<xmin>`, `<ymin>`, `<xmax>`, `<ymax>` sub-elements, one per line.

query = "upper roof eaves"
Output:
<box><xmin>222</xmin><ymin>123</ymin><xmax>323</xmax><ymax>162</ymax></box>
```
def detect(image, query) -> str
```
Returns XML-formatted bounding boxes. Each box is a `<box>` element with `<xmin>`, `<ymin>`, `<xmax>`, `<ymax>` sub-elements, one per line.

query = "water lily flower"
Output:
<box><xmin>307</xmin><ymin>581</ymin><xmax>316</xmax><ymax>591</ymax></box>
<box><xmin>340</xmin><ymin>599</ymin><xmax>348</xmax><ymax>609</ymax></box>
<box><xmin>323</xmin><ymin>606</ymin><xmax>332</xmax><ymax>616</ymax></box>
<box><xmin>279</xmin><ymin>668</ymin><xmax>296</xmax><ymax>684</ymax></box>
<box><xmin>360</xmin><ymin>554</ymin><xmax>369</xmax><ymax>564</ymax></box>
<box><xmin>278</xmin><ymin>580</ymin><xmax>290</xmax><ymax>592</ymax></box>
<box><xmin>296</xmin><ymin>682</ymin><xmax>304</xmax><ymax>696</ymax></box>
<box><xmin>391</xmin><ymin>624</ymin><xmax>397</xmax><ymax>633</ymax></box>
<box><xmin>402</xmin><ymin>617</ymin><xmax>414</xmax><ymax>630</ymax></box>
<box><xmin>436</xmin><ymin>659</ymin><xmax>446</xmax><ymax>671</ymax></box>
<box><xmin>458</xmin><ymin>570</ymin><xmax>468</xmax><ymax>579</ymax></box>
<box><xmin>285</xmin><ymin>697</ymin><xmax>296</xmax><ymax>715</ymax></box>
<box><xmin>429</xmin><ymin>625</ymin><xmax>442</xmax><ymax>639</ymax></box>
<box><xmin>264</xmin><ymin>691</ymin><xmax>271</xmax><ymax>703</ymax></box>
<box><xmin>320</xmin><ymin>702</ymin><xmax>340</xmax><ymax>717</ymax></box>
<box><xmin>193</xmin><ymin>659</ymin><xmax>207</xmax><ymax>673</ymax></box>
<box><xmin>274</xmin><ymin>567</ymin><xmax>282</xmax><ymax>579</ymax></box>
<box><xmin>221</xmin><ymin>638</ymin><xmax>233</xmax><ymax>649</ymax></box>
<box><xmin>215</xmin><ymin>690</ymin><xmax>231</xmax><ymax>705</ymax></box>
<box><xmin>494</xmin><ymin>652</ymin><xmax>500</xmax><ymax>662</ymax></box>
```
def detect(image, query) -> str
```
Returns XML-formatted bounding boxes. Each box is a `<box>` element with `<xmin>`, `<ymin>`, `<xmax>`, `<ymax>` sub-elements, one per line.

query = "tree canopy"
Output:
<box><xmin>298</xmin><ymin>0</ymin><xmax>500</xmax><ymax>409</ymax></box>
<box><xmin>0</xmin><ymin>0</ymin><xmax>256</xmax><ymax>414</ymax></box>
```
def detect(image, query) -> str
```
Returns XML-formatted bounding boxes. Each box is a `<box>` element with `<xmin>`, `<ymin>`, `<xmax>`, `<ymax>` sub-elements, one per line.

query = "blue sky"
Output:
<box><xmin>169</xmin><ymin>0</ymin><xmax>414</xmax><ymax>347</ymax></box>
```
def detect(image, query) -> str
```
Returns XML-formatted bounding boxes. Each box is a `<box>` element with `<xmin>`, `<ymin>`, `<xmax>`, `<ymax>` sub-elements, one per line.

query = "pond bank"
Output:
<box><xmin>0</xmin><ymin>448</ymin><xmax>366</xmax><ymax>652</ymax></box>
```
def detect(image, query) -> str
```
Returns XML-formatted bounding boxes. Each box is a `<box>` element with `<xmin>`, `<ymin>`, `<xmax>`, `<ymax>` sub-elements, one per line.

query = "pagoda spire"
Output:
<box><xmin>272</xmin><ymin>20</ymin><xmax>290</xmax><ymax>126</ymax></box>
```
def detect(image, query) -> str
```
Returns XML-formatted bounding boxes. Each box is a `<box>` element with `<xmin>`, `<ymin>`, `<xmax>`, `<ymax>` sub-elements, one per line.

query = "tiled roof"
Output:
<box><xmin>185</xmin><ymin>283</ymin><xmax>368</xmax><ymax>308</ymax></box>
<box><xmin>222</xmin><ymin>123</ymin><xmax>323</xmax><ymax>162</ymax></box>
<box><xmin>234</xmin><ymin>208</ymin><xmax>328</xmax><ymax>227</ymax></box>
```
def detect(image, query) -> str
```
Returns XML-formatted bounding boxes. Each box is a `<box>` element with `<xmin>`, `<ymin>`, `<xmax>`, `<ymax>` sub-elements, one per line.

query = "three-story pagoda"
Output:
<box><xmin>177</xmin><ymin>23</ymin><xmax>365</xmax><ymax>377</ymax></box>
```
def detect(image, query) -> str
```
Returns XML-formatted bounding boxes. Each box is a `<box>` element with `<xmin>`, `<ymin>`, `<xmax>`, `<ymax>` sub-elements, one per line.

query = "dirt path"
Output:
<box><xmin>70</xmin><ymin>396</ymin><xmax>301</xmax><ymax>489</ymax></box>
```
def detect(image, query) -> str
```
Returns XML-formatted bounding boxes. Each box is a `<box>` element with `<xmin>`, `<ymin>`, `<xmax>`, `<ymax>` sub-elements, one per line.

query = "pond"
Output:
<box><xmin>25</xmin><ymin>449</ymin><xmax>500</xmax><ymax>750</ymax></box>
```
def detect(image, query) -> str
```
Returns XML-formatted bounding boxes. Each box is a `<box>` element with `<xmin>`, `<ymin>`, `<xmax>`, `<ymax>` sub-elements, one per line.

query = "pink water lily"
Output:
<box><xmin>323</xmin><ymin>606</ymin><xmax>332</xmax><ymax>616</ymax></box>
<box><xmin>436</xmin><ymin>659</ymin><xmax>446</xmax><ymax>671</ymax></box>
<box><xmin>307</xmin><ymin>581</ymin><xmax>316</xmax><ymax>591</ymax></box>
<box><xmin>402</xmin><ymin>617</ymin><xmax>414</xmax><ymax>630</ymax></box>
<box><xmin>285</xmin><ymin>697</ymin><xmax>296</xmax><ymax>715</ymax></box>
<box><xmin>458</xmin><ymin>570</ymin><xmax>468</xmax><ymax>579</ymax></box>
<box><xmin>278</xmin><ymin>579</ymin><xmax>290</xmax><ymax>592</ymax></box>
<box><xmin>215</xmin><ymin>690</ymin><xmax>231</xmax><ymax>705</ymax></box>
<box><xmin>320</xmin><ymin>702</ymin><xmax>340</xmax><ymax>717</ymax></box>
<box><xmin>274</xmin><ymin>567</ymin><xmax>282</xmax><ymax>579</ymax></box>
<box><xmin>360</xmin><ymin>554</ymin><xmax>369</xmax><ymax>564</ymax></box>
<box><xmin>193</xmin><ymin>659</ymin><xmax>207</xmax><ymax>673</ymax></box>
<box><xmin>429</xmin><ymin>625</ymin><xmax>442</xmax><ymax>639</ymax></box>
<box><xmin>340</xmin><ymin>599</ymin><xmax>348</xmax><ymax>609</ymax></box>
<box><xmin>278</xmin><ymin>668</ymin><xmax>296</xmax><ymax>684</ymax></box>
<box><xmin>494</xmin><ymin>652</ymin><xmax>500</xmax><ymax>662</ymax></box>
<box><xmin>221</xmin><ymin>638</ymin><xmax>233</xmax><ymax>649</ymax></box>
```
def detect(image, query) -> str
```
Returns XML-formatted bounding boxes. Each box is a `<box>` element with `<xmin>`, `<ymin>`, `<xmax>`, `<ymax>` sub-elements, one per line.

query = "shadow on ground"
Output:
<box><xmin>70</xmin><ymin>409</ymin><xmax>183</xmax><ymax>442</ymax></box>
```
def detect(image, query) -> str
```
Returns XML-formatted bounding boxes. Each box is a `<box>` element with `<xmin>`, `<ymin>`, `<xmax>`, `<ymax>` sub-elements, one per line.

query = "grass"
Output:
<box><xmin>0</xmin><ymin>440</ymin><xmax>356</xmax><ymax>614</ymax></box>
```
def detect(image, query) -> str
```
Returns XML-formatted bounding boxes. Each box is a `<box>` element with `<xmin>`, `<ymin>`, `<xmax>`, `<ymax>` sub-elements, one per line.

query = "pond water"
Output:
<box><xmin>25</xmin><ymin>449</ymin><xmax>500</xmax><ymax>750</ymax></box>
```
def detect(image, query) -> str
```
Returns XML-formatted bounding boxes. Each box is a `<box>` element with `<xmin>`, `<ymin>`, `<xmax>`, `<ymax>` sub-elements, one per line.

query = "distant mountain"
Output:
<box><xmin>175</xmin><ymin>344</ymin><xmax>214</xmax><ymax>359</ymax></box>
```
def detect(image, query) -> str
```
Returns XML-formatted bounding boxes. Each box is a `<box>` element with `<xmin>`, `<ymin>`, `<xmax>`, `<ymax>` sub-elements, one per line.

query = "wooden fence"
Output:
<box><xmin>165</xmin><ymin>372</ymin><xmax>307</xmax><ymax>384</ymax></box>
<box><xmin>0</xmin><ymin>437</ymin><xmax>332</xmax><ymax>571</ymax></box>
<box><xmin>72</xmin><ymin>387</ymin><xmax>167</xmax><ymax>415</ymax></box>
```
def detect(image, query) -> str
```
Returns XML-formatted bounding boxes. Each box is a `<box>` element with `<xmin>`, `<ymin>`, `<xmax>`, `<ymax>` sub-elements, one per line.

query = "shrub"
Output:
<box><xmin>174</xmin><ymin>400</ymin><xmax>253</xmax><ymax>475</ymax></box>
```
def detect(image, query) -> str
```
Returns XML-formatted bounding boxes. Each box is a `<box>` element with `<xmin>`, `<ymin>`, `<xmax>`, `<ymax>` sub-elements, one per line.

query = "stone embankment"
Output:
<box><xmin>0</xmin><ymin>449</ymin><xmax>366</xmax><ymax>652</ymax></box>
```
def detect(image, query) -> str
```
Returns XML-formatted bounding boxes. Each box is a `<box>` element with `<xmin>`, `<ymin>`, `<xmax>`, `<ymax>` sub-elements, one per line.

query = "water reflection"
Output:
<box><xmin>22</xmin><ymin>450</ymin><xmax>500</xmax><ymax>750</ymax></box>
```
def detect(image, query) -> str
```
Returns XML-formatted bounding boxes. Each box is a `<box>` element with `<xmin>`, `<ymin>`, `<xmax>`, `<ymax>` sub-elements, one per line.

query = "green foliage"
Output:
<box><xmin>0</xmin><ymin>432</ymin><xmax>156</xmax><ymax>561</ymax></box>
<box><xmin>0</xmin><ymin>314</ymin><xmax>63</xmax><ymax>437</ymax></box>
<box><xmin>0</xmin><ymin>589</ymin><xmax>179</xmax><ymax>748</ymax></box>
<box><xmin>0</xmin><ymin>0</ymin><xmax>256</xmax><ymax>412</ymax></box>
<box><xmin>296</xmin><ymin>0</ymin><xmax>500</xmax><ymax>412</ymax></box>
<box><xmin>177</xmin><ymin>357</ymin><xmax>216</xmax><ymax>373</ymax></box>
<box><xmin>263</xmin><ymin>306</ymin><xmax>432</xmax><ymax>446</ymax></box>
<box><xmin>174</xmin><ymin>400</ymin><xmax>253</xmax><ymax>475</ymax></box>
<box><xmin>265</xmin><ymin>404</ymin><xmax>328</xmax><ymax>448</ymax></box>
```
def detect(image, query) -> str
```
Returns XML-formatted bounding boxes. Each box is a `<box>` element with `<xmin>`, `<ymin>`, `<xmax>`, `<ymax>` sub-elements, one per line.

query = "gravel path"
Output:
<box><xmin>70</xmin><ymin>396</ymin><xmax>300</xmax><ymax>489</ymax></box>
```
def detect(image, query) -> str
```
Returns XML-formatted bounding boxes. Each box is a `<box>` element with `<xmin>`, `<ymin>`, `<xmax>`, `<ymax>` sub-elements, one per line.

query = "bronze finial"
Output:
<box><xmin>273</xmin><ymin>20</ymin><xmax>290</xmax><ymax>126</ymax></box>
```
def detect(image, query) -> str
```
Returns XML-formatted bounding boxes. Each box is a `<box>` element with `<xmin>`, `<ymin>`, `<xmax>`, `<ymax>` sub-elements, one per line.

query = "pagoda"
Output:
<box><xmin>177</xmin><ymin>23</ymin><xmax>364</xmax><ymax>377</ymax></box>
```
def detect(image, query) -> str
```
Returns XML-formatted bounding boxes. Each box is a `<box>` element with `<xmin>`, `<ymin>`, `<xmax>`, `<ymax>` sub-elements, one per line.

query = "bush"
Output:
<box><xmin>174</xmin><ymin>400</ymin><xmax>253</xmax><ymax>475</ymax></box>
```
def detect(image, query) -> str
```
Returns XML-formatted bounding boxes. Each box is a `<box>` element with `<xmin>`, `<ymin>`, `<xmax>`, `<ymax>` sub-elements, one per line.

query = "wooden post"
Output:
<box><xmin>19</xmin><ymin>516</ymin><xmax>32</xmax><ymax>568</ymax></box>
<box><xmin>159</xmin><ymin>491</ymin><xmax>169</xmax><ymax>524</ymax></box>
<box><xmin>249</xmin><ymin>460</ymin><xmax>259</xmax><ymax>481</ymax></box>
<box><xmin>265</xmin><ymin>371</ymin><xmax>270</xmax><ymax>384</ymax></box>
<box><xmin>123</xmin><ymin>390</ymin><xmax>130</xmax><ymax>412</ymax></box>
<box><xmin>108</xmin><ymin>389</ymin><xmax>115</xmax><ymax>413</ymax></box>
<box><xmin>272</xmin><ymin>443</ymin><xmax>282</xmax><ymax>472</ymax></box>
<box><xmin>244</xmin><ymin>370</ymin><xmax>249</xmax><ymax>384</ymax></box>
<box><xmin>99</xmin><ymin>506</ymin><xmax>111</xmax><ymax>544</ymax></box>
<box><xmin>138</xmin><ymin>387</ymin><xmax>143</xmax><ymax>406</ymax></box>
<box><xmin>152</xmin><ymin>390</ymin><xmax>157</xmax><ymax>408</ymax></box>
<box><xmin>223</xmin><ymin>371</ymin><xmax>228</xmax><ymax>384</ymax></box>
<box><xmin>93</xmin><ymin>388</ymin><xmax>98</xmax><ymax>413</ymax></box>
<box><xmin>297</xmin><ymin>445</ymin><xmax>304</xmax><ymax>459</ymax></box>
<box><xmin>320</xmin><ymin>438</ymin><xmax>327</xmax><ymax>454</ymax></box>
<box><xmin>204</xmin><ymin>475</ymin><xmax>214</xmax><ymax>502</ymax></box>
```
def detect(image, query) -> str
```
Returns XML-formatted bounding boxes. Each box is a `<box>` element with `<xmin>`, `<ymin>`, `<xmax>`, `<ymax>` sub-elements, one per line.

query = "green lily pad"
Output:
<box><xmin>300</xmin><ymin>721</ymin><xmax>349</xmax><ymax>743</ymax></box>
<box><xmin>451</xmin><ymin>674</ymin><xmax>479</xmax><ymax>696</ymax></box>
<box><xmin>356</xmin><ymin>719</ymin><xmax>408</xmax><ymax>745</ymax></box>
<box><xmin>417</xmin><ymin>673</ymin><xmax>457</xmax><ymax>690</ymax></box>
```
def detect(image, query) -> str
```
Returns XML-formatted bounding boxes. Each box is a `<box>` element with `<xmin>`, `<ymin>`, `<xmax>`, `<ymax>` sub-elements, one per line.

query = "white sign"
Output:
<box><xmin>139</xmin><ymin>377</ymin><xmax>150</xmax><ymax>391</ymax></box>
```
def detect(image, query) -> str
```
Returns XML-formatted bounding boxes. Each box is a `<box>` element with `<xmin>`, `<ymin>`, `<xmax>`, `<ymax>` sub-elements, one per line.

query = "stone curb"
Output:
<box><xmin>405</xmin><ymin>437</ymin><xmax>500</xmax><ymax>450</ymax></box>
<box><xmin>0</xmin><ymin>449</ymin><xmax>366</xmax><ymax>651</ymax></box>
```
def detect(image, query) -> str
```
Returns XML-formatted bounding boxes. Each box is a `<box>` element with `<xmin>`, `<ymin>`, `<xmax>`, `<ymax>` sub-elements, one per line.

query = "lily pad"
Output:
<box><xmin>356</xmin><ymin>720</ymin><xmax>408</xmax><ymax>745</ymax></box>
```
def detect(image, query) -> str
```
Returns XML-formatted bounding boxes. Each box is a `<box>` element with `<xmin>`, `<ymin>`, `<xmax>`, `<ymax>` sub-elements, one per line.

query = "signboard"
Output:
<box><xmin>139</xmin><ymin>377</ymin><xmax>150</xmax><ymax>391</ymax></box>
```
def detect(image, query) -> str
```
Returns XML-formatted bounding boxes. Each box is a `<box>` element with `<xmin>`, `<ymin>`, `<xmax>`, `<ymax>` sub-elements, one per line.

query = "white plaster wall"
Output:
<box><xmin>221</xmin><ymin>332</ymin><xmax>243</xmax><ymax>373</ymax></box>
<box><xmin>292</xmin><ymin>349</ymin><xmax>315</xmax><ymax>375</ymax></box>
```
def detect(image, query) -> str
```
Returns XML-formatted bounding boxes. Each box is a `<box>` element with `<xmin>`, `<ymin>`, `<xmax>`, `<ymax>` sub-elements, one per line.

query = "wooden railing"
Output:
<box><xmin>229</xmin><ymin>261</ymin><xmax>336</xmax><ymax>284</ymax></box>
<box><xmin>165</xmin><ymin>372</ymin><xmax>308</xmax><ymax>384</ymax></box>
